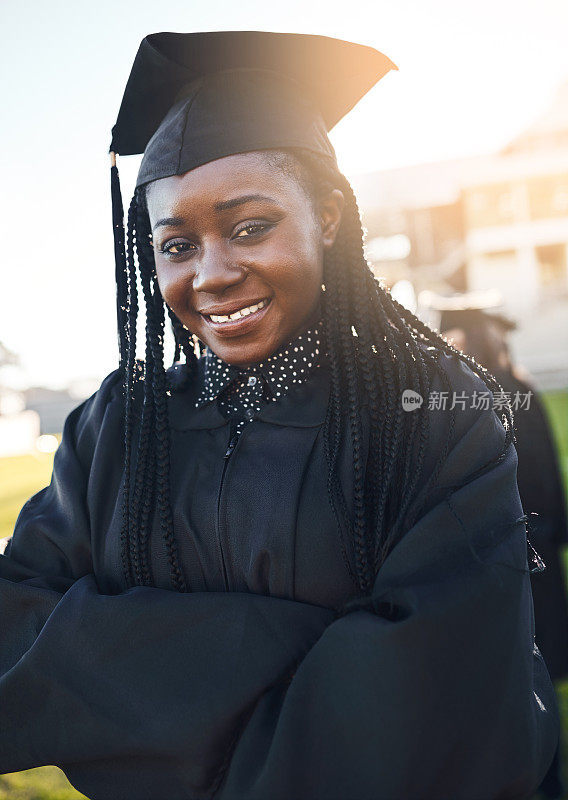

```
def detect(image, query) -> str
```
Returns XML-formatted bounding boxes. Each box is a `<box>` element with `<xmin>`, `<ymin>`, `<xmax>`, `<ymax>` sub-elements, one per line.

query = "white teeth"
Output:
<box><xmin>209</xmin><ymin>299</ymin><xmax>267</xmax><ymax>324</ymax></box>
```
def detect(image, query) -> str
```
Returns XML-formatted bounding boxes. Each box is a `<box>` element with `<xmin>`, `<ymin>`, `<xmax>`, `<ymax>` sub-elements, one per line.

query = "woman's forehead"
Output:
<box><xmin>146</xmin><ymin>152</ymin><xmax>301</xmax><ymax>215</ymax></box>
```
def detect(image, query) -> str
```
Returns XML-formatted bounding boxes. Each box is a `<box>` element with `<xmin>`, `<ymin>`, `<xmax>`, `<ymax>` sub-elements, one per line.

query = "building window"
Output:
<box><xmin>535</xmin><ymin>243</ymin><xmax>567</xmax><ymax>287</ymax></box>
<box><xmin>528</xmin><ymin>174</ymin><xmax>568</xmax><ymax>219</ymax></box>
<box><xmin>470</xmin><ymin>192</ymin><xmax>486</xmax><ymax>212</ymax></box>
<box><xmin>552</xmin><ymin>186</ymin><xmax>568</xmax><ymax>214</ymax></box>
<box><xmin>497</xmin><ymin>193</ymin><xmax>516</xmax><ymax>219</ymax></box>
<box><xmin>483</xmin><ymin>249</ymin><xmax>517</xmax><ymax>263</ymax></box>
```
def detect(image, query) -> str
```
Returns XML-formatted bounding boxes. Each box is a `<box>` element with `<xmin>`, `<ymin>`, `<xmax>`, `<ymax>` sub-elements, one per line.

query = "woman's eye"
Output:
<box><xmin>233</xmin><ymin>222</ymin><xmax>270</xmax><ymax>239</ymax></box>
<box><xmin>160</xmin><ymin>240</ymin><xmax>194</xmax><ymax>256</ymax></box>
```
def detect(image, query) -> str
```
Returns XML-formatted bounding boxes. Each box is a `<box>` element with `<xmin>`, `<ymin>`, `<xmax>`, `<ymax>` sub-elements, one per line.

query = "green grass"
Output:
<box><xmin>542</xmin><ymin>391</ymin><xmax>568</xmax><ymax>494</ymax></box>
<box><xmin>0</xmin><ymin>449</ymin><xmax>57</xmax><ymax>543</ymax></box>
<box><xmin>541</xmin><ymin>392</ymin><xmax>568</xmax><ymax>584</ymax></box>
<box><xmin>0</xmin><ymin>767</ymin><xmax>86</xmax><ymax>800</ymax></box>
<box><xmin>541</xmin><ymin>391</ymin><xmax>568</xmax><ymax>798</ymax></box>
<box><xmin>1</xmin><ymin>392</ymin><xmax>567</xmax><ymax>798</ymax></box>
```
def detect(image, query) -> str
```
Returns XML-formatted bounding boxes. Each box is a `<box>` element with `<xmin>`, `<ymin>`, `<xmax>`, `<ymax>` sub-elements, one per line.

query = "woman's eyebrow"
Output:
<box><xmin>213</xmin><ymin>194</ymin><xmax>281</xmax><ymax>212</ymax></box>
<box><xmin>153</xmin><ymin>216</ymin><xmax>185</xmax><ymax>231</ymax></box>
<box><xmin>153</xmin><ymin>195</ymin><xmax>282</xmax><ymax>231</ymax></box>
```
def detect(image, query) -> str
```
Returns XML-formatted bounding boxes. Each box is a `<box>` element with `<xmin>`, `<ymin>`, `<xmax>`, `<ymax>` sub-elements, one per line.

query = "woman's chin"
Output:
<box><xmin>208</xmin><ymin>340</ymin><xmax>277</xmax><ymax>367</ymax></box>
<box><xmin>200</xmin><ymin>318</ymin><xmax>287</xmax><ymax>366</ymax></box>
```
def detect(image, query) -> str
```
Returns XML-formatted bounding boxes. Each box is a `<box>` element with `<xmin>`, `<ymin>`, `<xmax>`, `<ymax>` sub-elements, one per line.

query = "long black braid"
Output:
<box><xmin>117</xmin><ymin>151</ymin><xmax>514</xmax><ymax>595</ymax></box>
<box><xmin>290</xmin><ymin>149</ymin><xmax>513</xmax><ymax>589</ymax></box>
<box><xmin>120</xmin><ymin>193</ymin><xmax>186</xmax><ymax>590</ymax></box>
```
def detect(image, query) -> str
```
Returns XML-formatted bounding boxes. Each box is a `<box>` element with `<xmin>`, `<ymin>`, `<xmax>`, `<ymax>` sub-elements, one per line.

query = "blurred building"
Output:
<box><xmin>0</xmin><ymin>341</ymin><xmax>92</xmax><ymax>450</ymax></box>
<box><xmin>0</xmin><ymin>341</ymin><xmax>40</xmax><ymax>456</ymax></box>
<box><xmin>24</xmin><ymin>386</ymin><xmax>83</xmax><ymax>435</ymax></box>
<box><xmin>353</xmin><ymin>81</ymin><xmax>568</xmax><ymax>389</ymax></box>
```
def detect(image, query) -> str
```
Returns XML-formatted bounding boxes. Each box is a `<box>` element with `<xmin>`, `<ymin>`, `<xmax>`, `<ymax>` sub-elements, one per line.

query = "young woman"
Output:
<box><xmin>0</xmin><ymin>31</ymin><xmax>559</xmax><ymax>800</ymax></box>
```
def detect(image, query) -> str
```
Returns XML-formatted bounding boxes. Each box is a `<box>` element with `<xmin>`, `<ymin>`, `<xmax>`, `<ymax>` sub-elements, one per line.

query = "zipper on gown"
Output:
<box><xmin>217</xmin><ymin>420</ymin><xmax>240</xmax><ymax>589</ymax></box>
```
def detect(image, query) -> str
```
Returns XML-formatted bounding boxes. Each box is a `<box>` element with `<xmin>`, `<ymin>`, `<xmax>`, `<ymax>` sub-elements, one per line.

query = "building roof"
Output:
<box><xmin>505</xmin><ymin>81</ymin><xmax>568</xmax><ymax>154</ymax></box>
<box><xmin>352</xmin><ymin>78</ymin><xmax>568</xmax><ymax>212</ymax></box>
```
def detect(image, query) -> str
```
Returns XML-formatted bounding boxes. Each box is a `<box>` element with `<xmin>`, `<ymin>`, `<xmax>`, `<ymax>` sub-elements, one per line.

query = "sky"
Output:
<box><xmin>2</xmin><ymin>0</ymin><xmax>568</xmax><ymax>389</ymax></box>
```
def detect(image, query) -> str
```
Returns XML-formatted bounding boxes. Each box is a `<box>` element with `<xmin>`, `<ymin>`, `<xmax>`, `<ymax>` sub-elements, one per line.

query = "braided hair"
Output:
<box><xmin>118</xmin><ymin>150</ymin><xmax>514</xmax><ymax>595</ymax></box>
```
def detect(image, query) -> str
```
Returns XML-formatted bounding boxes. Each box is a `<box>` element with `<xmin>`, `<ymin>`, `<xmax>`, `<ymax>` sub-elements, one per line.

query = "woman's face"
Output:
<box><xmin>146</xmin><ymin>152</ymin><xmax>343</xmax><ymax>367</ymax></box>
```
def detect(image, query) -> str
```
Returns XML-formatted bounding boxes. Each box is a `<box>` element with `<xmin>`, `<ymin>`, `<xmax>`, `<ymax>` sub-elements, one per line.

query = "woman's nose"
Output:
<box><xmin>192</xmin><ymin>245</ymin><xmax>247</xmax><ymax>294</ymax></box>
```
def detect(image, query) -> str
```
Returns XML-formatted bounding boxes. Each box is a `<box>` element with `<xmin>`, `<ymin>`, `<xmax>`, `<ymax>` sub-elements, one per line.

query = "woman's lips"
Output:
<box><xmin>201</xmin><ymin>298</ymin><xmax>272</xmax><ymax>337</ymax></box>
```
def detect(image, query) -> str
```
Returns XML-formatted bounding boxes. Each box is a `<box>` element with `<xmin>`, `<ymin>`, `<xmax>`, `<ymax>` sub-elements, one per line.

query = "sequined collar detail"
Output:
<box><xmin>194</xmin><ymin>323</ymin><xmax>324</xmax><ymax>427</ymax></box>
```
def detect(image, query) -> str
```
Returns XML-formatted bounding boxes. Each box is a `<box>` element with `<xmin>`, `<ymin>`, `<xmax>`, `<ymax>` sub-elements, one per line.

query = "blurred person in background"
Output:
<box><xmin>439</xmin><ymin>298</ymin><xmax>568</xmax><ymax>800</ymax></box>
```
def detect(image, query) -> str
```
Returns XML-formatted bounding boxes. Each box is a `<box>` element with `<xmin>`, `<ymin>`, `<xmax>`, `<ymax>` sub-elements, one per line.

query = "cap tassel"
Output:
<box><xmin>110</xmin><ymin>152</ymin><xmax>129</xmax><ymax>369</ymax></box>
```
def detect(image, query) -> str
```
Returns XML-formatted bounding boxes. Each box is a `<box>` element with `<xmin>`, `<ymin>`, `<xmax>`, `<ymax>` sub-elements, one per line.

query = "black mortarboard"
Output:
<box><xmin>421</xmin><ymin>291</ymin><xmax>517</xmax><ymax>334</ymax></box>
<box><xmin>109</xmin><ymin>31</ymin><xmax>396</xmax><ymax>364</ymax></box>
<box><xmin>111</xmin><ymin>31</ymin><xmax>397</xmax><ymax>186</ymax></box>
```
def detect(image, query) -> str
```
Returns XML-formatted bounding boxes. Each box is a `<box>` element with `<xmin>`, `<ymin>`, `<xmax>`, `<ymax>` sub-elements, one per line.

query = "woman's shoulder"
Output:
<box><xmin>73</xmin><ymin>367</ymin><xmax>124</xmax><ymax>423</ymax></box>
<box><xmin>60</xmin><ymin>367</ymin><xmax>126</xmax><ymax>467</ymax></box>
<box><xmin>68</xmin><ymin>359</ymin><xmax>206</xmax><ymax>446</ymax></box>
<box><xmin>68</xmin><ymin>358</ymin><xmax>204</xmax><ymax>437</ymax></box>
<box><xmin>426</xmin><ymin>344</ymin><xmax>508</xmax><ymax>435</ymax></box>
<box><xmin>415</xmin><ymin>343</ymin><xmax>511</xmax><ymax>495</ymax></box>
<box><xmin>419</xmin><ymin>340</ymin><xmax>493</xmax><ymax>391</ymax></box>
<box><xmin>86</xmin><ymin>367</ymin><xmax>125</xmax><ymax>405</ymax></box>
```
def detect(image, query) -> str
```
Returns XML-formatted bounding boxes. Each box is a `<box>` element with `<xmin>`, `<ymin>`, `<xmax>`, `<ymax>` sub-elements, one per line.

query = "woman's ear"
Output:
<box><xmin>319</xmin><ymin>189</ymin><xmax>344</xmax><ymax>249</ymax></box>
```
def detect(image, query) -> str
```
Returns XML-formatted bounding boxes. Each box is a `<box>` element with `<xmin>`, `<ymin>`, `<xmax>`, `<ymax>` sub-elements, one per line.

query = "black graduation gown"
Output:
<box><xmin>495</xmin><ymin>369</ymin><xmax>568</xmax><ymax>681</ymax></box>
<box><xmin>0</xmin><ymin>350</ymin><xmax>559</xmax><ymax>800</ymax></box>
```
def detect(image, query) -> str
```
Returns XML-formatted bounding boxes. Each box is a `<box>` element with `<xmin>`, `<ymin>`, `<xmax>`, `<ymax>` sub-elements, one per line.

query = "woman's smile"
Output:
<box><xmin>200</xmin><ymin>297</ymin><xmax>272</xmax><ymax>337</ymax></box>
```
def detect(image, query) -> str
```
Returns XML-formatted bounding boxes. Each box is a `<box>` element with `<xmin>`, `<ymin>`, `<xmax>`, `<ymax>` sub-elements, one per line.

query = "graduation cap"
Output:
<box><xmin>109</xmin><ymin>31</ymin><xmax>396</xmax><ymax>361</ymax></box>
<box><xmin>420</xmin><ymin>290</ymin><xmax>517</xmax><ymax>334</ymax></box>
<box><xmin>111</xmin><ymin>31</ymin><xmax>396</xmax><ymax>182</ymax></box>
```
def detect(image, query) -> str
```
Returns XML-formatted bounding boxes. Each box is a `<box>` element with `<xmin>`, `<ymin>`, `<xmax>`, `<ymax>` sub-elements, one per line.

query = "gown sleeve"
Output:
<box><xmin>0</xmin><ymin>360</ymin><xmax>559</xmax><ymax>800</ymax></box>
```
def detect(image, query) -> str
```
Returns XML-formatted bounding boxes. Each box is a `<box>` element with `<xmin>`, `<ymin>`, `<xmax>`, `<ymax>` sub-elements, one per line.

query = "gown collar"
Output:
<box><xmin>194</xmin><ymin>322</ymin><xmax>324</xmax><ymax>408</ymax></box>
<box><xmin>168</xmin><ymin>321</ymin><xmax>331</xmax><ymax>431</ymax></box>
